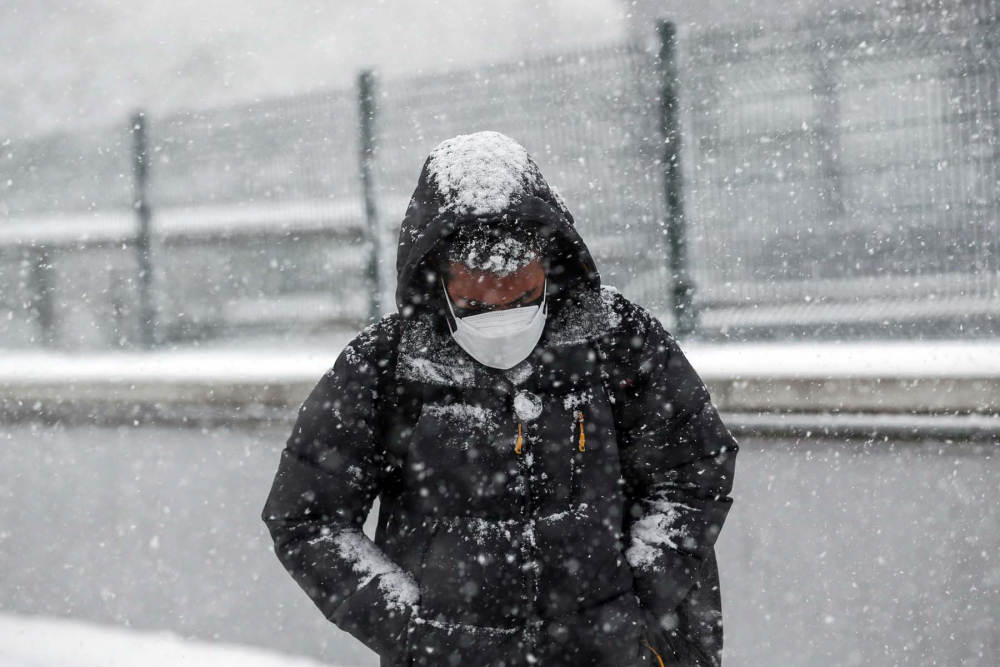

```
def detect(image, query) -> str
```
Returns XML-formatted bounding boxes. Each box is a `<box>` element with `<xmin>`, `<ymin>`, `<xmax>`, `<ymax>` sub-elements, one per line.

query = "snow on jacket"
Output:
<box><xmin>261</xmin><ymin>131</ymin><xmax>739</xmax><ymax>667</ymax></box>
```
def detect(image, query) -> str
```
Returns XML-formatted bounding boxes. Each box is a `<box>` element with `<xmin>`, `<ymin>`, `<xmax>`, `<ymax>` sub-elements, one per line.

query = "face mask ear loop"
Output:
<box><xmin>441</xmin><ymin>277</ymin><xmax>459</xmax><ymax>334</ymax></box>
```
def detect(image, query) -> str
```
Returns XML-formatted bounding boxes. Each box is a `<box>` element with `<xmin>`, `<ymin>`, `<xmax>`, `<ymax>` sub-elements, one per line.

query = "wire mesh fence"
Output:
<box><xmin>683</xmin><ymin>10</ymin><xmax>1000</xmax><ymax>337</ymax></box>
<box><xmin>147</xmin><ymin>90</ymin><xmax>372</xmax><ymax>343</ymax></box>
<box><xmin>0</xmin><ymin>8</ymin><xmax>996</xmax><ymax>350</ymax></box>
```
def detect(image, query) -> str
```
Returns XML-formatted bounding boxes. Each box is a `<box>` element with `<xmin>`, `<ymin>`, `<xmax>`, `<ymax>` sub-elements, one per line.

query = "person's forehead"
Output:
<box><xmin>445</xmin><ymin>259</ymin><xmax>543</xmax><ymax>295</ymax></box>
<box><xmin>448</xmin><ymin>258</ymin><xmax>540</xmax><ymax>278</ymax></box>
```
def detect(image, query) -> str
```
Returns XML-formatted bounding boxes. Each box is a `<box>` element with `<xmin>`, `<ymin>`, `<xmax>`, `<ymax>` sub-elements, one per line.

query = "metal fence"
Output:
<box><xmin>0</xmin><ymin>8</ymin><xmax>997</xmax><ymax>350</ymax></box>
<box><xmin>683</xmin><ymin>9</ymin><xmax>999</xmax><ymax>338</ymax></box>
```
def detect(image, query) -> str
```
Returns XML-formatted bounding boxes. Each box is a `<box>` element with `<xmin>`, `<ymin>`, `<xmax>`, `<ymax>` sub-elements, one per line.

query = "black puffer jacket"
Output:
<box><xmin>261</xmin><ymin>132</ymin><xmax>739</xmax><ymax>667</ymax></box>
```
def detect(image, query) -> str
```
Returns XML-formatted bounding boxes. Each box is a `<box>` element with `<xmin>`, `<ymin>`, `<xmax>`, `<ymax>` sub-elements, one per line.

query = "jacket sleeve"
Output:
<box><xmin>640</xmin><ymin>545</ymin><xmax>725</xmax><ymax>667</ymax></box>
<box><xmin>605</xmin><ymin>298</ymin><xmax>739</xmax><ymax>630</ymax></box>
<box><xmin>260</xmin><ymin>316</ymin><xmax>417</xmax><ymax>657</ymax></box>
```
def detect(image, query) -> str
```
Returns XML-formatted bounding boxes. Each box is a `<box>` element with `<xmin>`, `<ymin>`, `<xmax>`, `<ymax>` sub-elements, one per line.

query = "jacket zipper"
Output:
<box><xmin>514</xmin><ymin>412</ymin><xmax>540</xmax><ymax>653</ymax></box>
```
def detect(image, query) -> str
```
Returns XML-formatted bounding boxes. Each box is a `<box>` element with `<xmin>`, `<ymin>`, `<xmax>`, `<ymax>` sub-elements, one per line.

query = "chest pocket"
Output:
<box><xmin>543</xmin><ymin>379</ymin><xmax>620</xmax><ymax>510</ymax></box>
<box><xmin>522</xmin><ymin>340</ymin><xmax>621</xmax><ymax>515</ymax></box>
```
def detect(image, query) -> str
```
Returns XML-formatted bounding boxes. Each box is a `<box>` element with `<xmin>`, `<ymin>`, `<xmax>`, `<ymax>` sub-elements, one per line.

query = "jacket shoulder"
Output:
<box><xmin>334</xmin><ymin>313</ymin><xmax>403</xmax><ymax>375</ymax></box>
<box><xmin>598</xmin><ymin>286</ymin><xmax>674</xmax><ymax>349</ymax></box>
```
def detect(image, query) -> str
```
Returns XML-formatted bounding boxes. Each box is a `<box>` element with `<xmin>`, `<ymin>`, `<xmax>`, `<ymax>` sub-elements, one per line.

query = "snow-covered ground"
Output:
<box><xmin>1</xmin><ymin>339</ymin><xmax>998</xmax><ymax>384</ymax></box>
<box><xmin>0</xmin><ymin>613</ymin><xmax>338</xmax><ymax>667</ymax></box>
<box><xmin>1</xmin><ymin>427</ymin><xmax>995</xmax><ymax>667</ymax></box>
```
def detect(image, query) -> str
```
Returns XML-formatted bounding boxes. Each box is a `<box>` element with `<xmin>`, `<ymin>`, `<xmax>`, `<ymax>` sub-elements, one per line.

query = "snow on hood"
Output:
<box><xmin>425</xmin><ymin>131</ymin><xmax>569</xmax><ymax>218</ymax></box>
<box><xmin>394</xmin><ymin>130</ymin><xmax>599</xmax><ymax>311</ymax></box>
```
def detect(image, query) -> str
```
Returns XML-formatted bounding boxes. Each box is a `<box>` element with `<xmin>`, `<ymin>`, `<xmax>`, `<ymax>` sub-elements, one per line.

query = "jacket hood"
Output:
<box><xmin>394</xmin><ymin>131</ymin><xmax>600</xmax><ymax>312</ymax></box>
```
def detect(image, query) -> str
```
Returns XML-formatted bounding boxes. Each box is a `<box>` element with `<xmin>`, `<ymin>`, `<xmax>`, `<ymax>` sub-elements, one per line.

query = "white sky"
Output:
<box><xmin>2</xmin><ymin>0</ymin><xmax>962</xmax><ymax>138</ymax></box>
<box><xmin>0</xmin><ymin>0</ymin><xmax>627</xmax><ymax>138</ymax></box>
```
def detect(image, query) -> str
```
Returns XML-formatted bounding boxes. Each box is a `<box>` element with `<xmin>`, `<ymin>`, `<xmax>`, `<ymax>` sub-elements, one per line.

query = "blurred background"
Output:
<box><xmin>0</xmin><ymin>0</ymin><xmax>997</xmax><ymax>666</ymax></box>
<box><xmin>2</xmin><ymin>0</ymin><xmax>997</xmax><ymax>348</ymax></box>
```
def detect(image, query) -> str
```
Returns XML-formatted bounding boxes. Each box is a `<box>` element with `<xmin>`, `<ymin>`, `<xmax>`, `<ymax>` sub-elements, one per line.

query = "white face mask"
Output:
<box><xmin>443</xmin><ymin>279</ymin><xmax>548</xmax><ymax>370</ymax></box>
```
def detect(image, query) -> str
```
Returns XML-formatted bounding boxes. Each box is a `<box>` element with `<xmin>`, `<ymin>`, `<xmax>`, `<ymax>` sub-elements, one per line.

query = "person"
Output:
<box><xmin>261</xmin><ymin>130</ymin><xmax>739</xmax><ymax>666</ymax></box>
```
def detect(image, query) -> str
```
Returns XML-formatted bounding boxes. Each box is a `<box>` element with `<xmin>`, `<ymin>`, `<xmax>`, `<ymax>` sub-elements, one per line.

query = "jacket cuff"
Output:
<box><xmin>329</xmin><ymin>572</ymin><xmax>417</xmax><ymax>657</ymax></box>
<box><xmin>632</xmin><ymin>548</ymin><xmax>701</xmax><ymax>627</ymax></box>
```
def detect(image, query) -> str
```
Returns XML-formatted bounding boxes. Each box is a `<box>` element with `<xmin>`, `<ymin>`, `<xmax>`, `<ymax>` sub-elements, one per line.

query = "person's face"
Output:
<box><xmin>444</xmin><ymin>259</ymin><xmax>545</xmax><ymax>315</ymax></box>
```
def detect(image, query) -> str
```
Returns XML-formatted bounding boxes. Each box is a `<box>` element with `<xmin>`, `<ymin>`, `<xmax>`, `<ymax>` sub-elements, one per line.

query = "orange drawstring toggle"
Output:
<box><xmin>515</xmin><ymin>419</ymin><xmax>523</xmax><ymax>455</ymax></box>
<box><xmin>642</xmin><ymin>640</ymin><xmax>666</xmax><ymax>667</ymax></box>
<box><xmin>577</xmin><ymin>411</ymin><xmax>585</xmax><ymax>452</ymax></box>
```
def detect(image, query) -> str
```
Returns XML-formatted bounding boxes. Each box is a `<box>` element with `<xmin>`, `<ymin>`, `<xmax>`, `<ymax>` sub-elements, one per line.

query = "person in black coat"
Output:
<box><xmin>261</xmin><ymin>131</ymin><xmax>739</xmax><ymax>667</ymax></box>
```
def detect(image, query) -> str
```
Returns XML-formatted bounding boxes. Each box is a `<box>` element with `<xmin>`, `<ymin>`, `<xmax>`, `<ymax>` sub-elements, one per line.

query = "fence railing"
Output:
<box><xmin>1</xmin><ymin>8</ymin><xmax>997</xmax><ymax>350</ymax></box>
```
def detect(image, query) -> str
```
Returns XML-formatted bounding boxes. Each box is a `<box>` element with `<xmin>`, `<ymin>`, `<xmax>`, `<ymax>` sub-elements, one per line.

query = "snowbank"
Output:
<box><xmin>1</xmin><ymin>339</ymin><xmax>997</xmax><ymax>385</ymax></box>
<box><xmin>0</xmin><ymin>612</ymin><xmax>338</xmax><ymax>667</ymax></box>
<box><xmin>685</xmin><ymin>339</ymin><xmax>1000</xmax><ymax>380</ymax></box>
<box><xmin>0</xmin><ymin>346</ymin><xmax>346</xmax><ymax>384</ymax></box>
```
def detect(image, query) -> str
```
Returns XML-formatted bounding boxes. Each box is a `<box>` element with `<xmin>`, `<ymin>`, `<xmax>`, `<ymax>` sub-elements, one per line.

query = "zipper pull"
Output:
<box><xmin>577</xmin><ymin>411</ymin><xmax>585</xmax><ymax>452</ymax></box>
<box><xmin>515</xmin><ymin>418</ymin><xmax>523</xmax><ymax>455</ymax></box>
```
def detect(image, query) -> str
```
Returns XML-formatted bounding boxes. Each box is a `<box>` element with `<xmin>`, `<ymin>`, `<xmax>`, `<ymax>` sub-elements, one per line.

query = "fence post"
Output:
<box><xmin>130</xmin><ymin>109</ymin><xmax>156</xmax><ymax>349</ymax></box>
<box><xmin>813</xmin><ymin>56</ymin><xmax>844</xmax><ymax>224</ymax></box>
<box><xmin>657</xmin><ymin>21</ymin><xmax>697</xmax><ymax>337</ymax></box>
<box><xmin>358</xmin><ymin>70</ymin><xmax>381</xmax><ymax>322</ymax></box>
<box><xmin>28</xmin><ymin>246</ymin><xmax>56</xmax><ymax>347</ymax></box>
